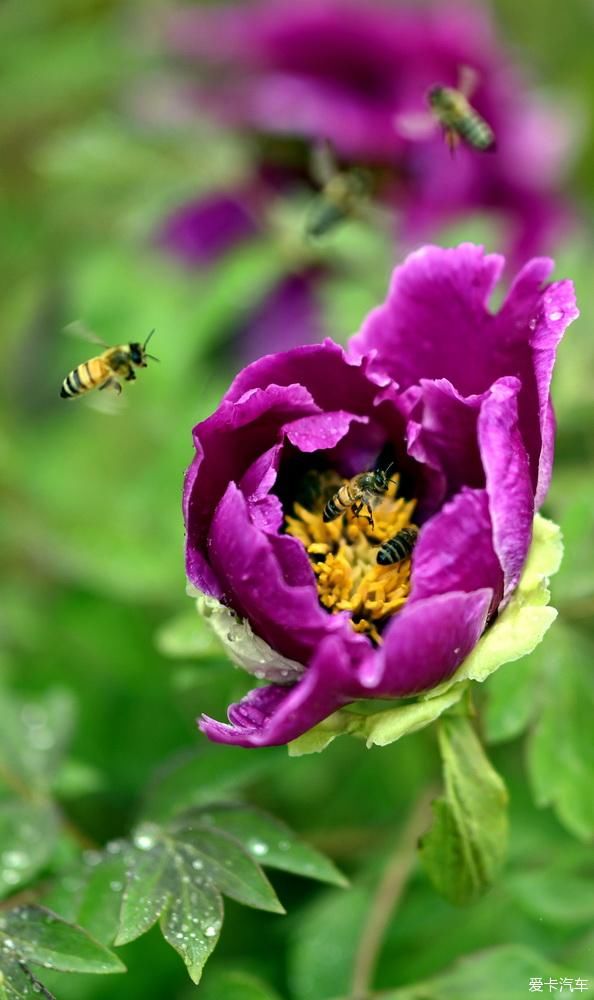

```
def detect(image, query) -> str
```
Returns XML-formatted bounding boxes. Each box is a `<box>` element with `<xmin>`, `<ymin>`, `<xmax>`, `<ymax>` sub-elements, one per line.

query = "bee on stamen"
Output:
<box><xmin>376</xmin><ymin>526</ymin><xmax>419</xmax><ymax>566</ymax></box>
<box><xmin>323</xmin><ymin>465</ymin><xmax>397</xmax><ymax>531</ymax></box>
<box><xmin>60</xmin><ymin>327</ymin><xmax>158</xmax><ymax>400</ymax></box>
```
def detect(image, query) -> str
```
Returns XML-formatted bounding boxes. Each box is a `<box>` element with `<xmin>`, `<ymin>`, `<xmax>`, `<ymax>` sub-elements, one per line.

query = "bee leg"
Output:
<box><xmin>445</xmin><ymin>128</ymin><xmax>459</xmax><ymax>156</ymax></box>
<box><xmin>125</xmin><ymin>367</ymin><xmax>136</xmax><ymax>382</ymax></box>
<box><xmin>352</xmin><ymin>501</ymin><xmax>374</xmax><ymax>529</ymax></box>
<box><xmin>99</xmin><ymin>377</ymin><xmax>122</xmax><ymax>395</ymax></box>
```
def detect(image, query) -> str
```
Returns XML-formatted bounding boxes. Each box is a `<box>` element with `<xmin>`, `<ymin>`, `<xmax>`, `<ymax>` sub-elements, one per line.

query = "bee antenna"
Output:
<box><xmin>143</xmin><ymin>328</ymin><xmax>156</xmax><ymax>350</ymax></box>
<box><xmin>146</xmin><ymin>353</ymin><xmax>160</xmax><ymax>363</ymax></box>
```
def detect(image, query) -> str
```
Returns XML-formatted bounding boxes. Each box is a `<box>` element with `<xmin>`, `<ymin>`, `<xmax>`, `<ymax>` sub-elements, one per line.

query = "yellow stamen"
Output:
<box><xmin>285</xmin><ymin>472</ymin><xmax>417</xmax><ymax>645</ymax></box>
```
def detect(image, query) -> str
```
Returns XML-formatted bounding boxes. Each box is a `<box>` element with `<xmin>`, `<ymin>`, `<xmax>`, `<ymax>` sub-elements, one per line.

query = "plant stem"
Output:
<box><xmin>349</xmin><ymin>786</ymin><xmax>436</xmax><ymax>1000</ymax></box>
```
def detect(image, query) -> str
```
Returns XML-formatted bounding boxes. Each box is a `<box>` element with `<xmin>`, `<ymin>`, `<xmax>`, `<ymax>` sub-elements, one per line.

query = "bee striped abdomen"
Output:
<box><xmin>458</xmin><ymin>111</ymin><xmax>495</xmax><ymax>150</ymax></box>
<box><xmin>60</xmin><ymin>357</ymin><xmax>109</xmax><ymax>398</ymax></box>
<box><xmin>323</xmin><ymin>483</ymin><xmax>354</xmax><ymax>522</ymax></box>
<box><xmin>377</xmin><ymin>527</ymin><xmax>419</xmax><ymax>566</ymax></box>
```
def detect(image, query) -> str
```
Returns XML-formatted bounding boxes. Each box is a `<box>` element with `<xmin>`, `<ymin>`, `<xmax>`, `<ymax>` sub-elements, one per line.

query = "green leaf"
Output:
<box><xmin>0</xmin><ymin>956</ymin><xmax>57</xmax><ymax>1000</ymax></box>
<box><xmin>170</xmin><ymin>825</ymin><xmax>285</xmax><ymax>913</ymax></box>
<box><xmin>0</xmin><ymin>801</ymin><xmax>59</xmax><ymax>900</ymax></box>
<box><xmin>142</xmin><ymin>747</ymin><xmax>275</xmax><ymax>822</ymax></box>
<box><xmin>42</xmin><ymin>852</ymin><xmax>127</xmax><ymax>946</ymax></box>
<box><xmin>383</xmin><ymin>943</ymin><xmax>584</xmax><ymax>1000</ymax></box>
<box><xmin>199</xmin><ymin>970</ymin><xmax>283</xmax><ymax>1000</ymax></box>
<box><xmin>289</xmin><ymin>884</ymin><xmax>370</xmax><ymax>1000</ymax></box>
<box><xmin>527</xmin><ymin>626</ymin><xmax>594</xmax><ymax>840</ymax></box>
<box><xmin>115</xmin><ymin>831</ymin><xmax>224</xmax><ymax>985</ymax></box>
<box><xmin>0</xmin><ymin>905</ymin><xmax>125</xmax><ymax>974</ymax></box>
<box><xmin>116</xmin><ymin>818</ymin><xmax>286</xmax><ymax>985</ymax></box>
<box><xmin>507</xmin><ymin>869</ymin><xmax>594</xmax><ymax>927</ymax></box>
<box><xmin>482</xmin><ymin>647</ymin><xmax>542</xmax><ymax>744</ymax></box>
<box><xmin>189</xmin><ymin>804</ymin><xmax>347</xmax><ymax>886</ymax></box>
<box><xmin>419</xmin><ymin>715</ymin><xmax>508</xmax><ymax>905</ymax></box>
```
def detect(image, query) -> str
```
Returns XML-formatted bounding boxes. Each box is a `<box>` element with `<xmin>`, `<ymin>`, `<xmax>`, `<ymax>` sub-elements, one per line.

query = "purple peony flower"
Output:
<box><xmin>183</xmin><ymin>244</ymin><xmax>577</xmax><ymax>747</ymax></box>
<box><xmin>164</xmin><ymin>0</ymin><xmax>573</xmax><ymax>263</ymax></box>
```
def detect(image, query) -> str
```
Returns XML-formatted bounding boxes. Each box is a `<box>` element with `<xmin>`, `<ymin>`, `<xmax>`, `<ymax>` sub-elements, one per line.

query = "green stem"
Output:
<box><xmin>349</xmin><ymin>787</ymin><xmax>436</xmax><ymax>1000</ymax></box>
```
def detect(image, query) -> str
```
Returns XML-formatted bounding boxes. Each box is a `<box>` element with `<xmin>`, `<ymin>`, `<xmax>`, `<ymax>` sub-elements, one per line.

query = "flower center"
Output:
<box><xmin>285</xmin><ymin>472</ymin><xmax>417</xmax><ymax>645</ymax></box>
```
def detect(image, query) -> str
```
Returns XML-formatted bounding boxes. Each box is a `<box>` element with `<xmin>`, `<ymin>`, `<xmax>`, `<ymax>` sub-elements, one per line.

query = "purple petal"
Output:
<box><xmin>477</xmin><ymin>378</ymin><xmax>534</xmax><ymax>601</ymax></box>
<box><xmin>494</xmin><ymin>261</ymin><xmax>579</xmax><ymax>506</ymax></box>
<box><xmin>363</xmin><ymin>588</ymin><xmax>493</xmax><ymax>694</ymax></box>
<box><xmin>157</xmin><ymin>191</ymin><xmax>258</xmax><ymax>267</ymax></box>
<box><xmin>209</xmin><ymin>482</ymin><xmax>356</xmax><ymax>663</ymax></box>
<box><xmin>199</xmin><ymin>631</ymin><xmax>369</xmax><ymax>747</ymax></box>
<box><xmin>350</xmin><ymin>244</ymin><xmax>505</xmax><ymax>394</ymax></box>
<box><xmin>351</xmin><ymin>245</ymin><xmax>578</xmax><ymax>505</ymax></box>
<box><xmin>184</xmin><ymin>382</ymin><xmax>319</xmax><ymax>596</ymax></box>
<box><xmin>411</xmin><ymin>488</ymin><xmax>502</xmax><ymax>610</ymax></box>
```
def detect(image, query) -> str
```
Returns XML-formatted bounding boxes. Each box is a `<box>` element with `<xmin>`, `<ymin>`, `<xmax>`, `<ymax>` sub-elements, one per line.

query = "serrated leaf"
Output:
<box><xmin>190</xmin><ymin>804</ymin><xmax>347</xmax><ymax>887</ymax></box>
<box><xmin>172</xmin><ymin>826</ymin><xmax>285</xmax><ymax>913</ymax></box>
<box><xmin>116</xmin><ymin>817</ymin><xmax>286</xmax><ymax>985</ymax></box>
<box><xmin>142</xmin><ymin>747</ymin><xmax>274</xmax><ymax>822</ymax></box>
<box><xmin>159</xmin><ymin>852</ymin><xmax>223</xmax><ymax>985</ymax></box>
<box><xmin>0</xmin><ymin>957</ymin><xmax>56</xmax><ymax>1000</ymax></box>
<box><xmin>0</xmin><ymin>801</ymin><xmax>59</xmax><ymax>900</ymax></box>
<box><xmin>115</xmin><ymin>844</ymin><xmax>169</xmax><ymax>945</ymax></box>
<box><xmin>0</xmin><ymin>906</ymin><xmax>125</xmax><ymax>974</ymax></box>
<box><xmin>527</xmin><ymin>626</ymin><xmax>594</xmax><ymax>840</ymax></box>
<box><xmin>383</xmin><ymin>944</ymin><xmax>583</xmax><ymax>1000</ymax></box>
<box><xmin>420</xmin><ymin>715</ymin><xmax>508</xmax><ymax>905</ymax></box>
<box><xmin>43</xmin><ymin>852</ymin><xmax>127</xmax><ymax>946</ymax></box>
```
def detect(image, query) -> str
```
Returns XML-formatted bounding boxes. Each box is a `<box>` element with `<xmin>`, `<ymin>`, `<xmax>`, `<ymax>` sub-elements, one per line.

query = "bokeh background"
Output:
<box><xmin>1</xmin><ymin>1</ymin><xmax>594</xmax><ymax>998</ymax></box>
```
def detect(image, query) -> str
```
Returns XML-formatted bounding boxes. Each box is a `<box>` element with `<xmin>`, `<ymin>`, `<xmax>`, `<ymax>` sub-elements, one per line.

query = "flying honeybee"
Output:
<box><xmin>323</xmin><ymin>466</ymin><xmax>396</xmax><ymax>530</ymax></box>
<box><xmin>395</xmin><ymin>66</ymin><xmax>495</xmax><ymax>154</ymax></box>
<box><xmin>306</xmin><ymin>139</ymin><xmax>373</xmax><ymax>238</ymax></box>
<box><xmin>377</xmin><ymin>526</ymin><xmax>419</xmax><ymax>566</ymax></box>
<box><xmin>60</xmin><ymin>327</ymin><xmax>158</xmax><ymax>400</ymax></box>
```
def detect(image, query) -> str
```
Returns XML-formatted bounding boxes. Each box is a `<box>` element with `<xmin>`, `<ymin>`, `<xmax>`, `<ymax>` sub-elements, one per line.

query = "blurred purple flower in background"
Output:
<box><xmin>183</xmin><ymin>244</ymin><xmax>577</xmax><ymax>747</ymax></box>
<box><xmin>160</xmin><ymin>0</ymin><xmax>572</xmax><ymax>275</ymax></box>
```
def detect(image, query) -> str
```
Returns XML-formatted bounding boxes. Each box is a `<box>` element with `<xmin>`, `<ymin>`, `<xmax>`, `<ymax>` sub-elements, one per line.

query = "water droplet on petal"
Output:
<box><xmin>204</xmin><ymin>925</ymin><xmax>218</xmax><ymax>937</ymax></box>
<box><xmin>549</xmin><ymin>310</ymin><xmax>563</xmax><ymax>321</ymax></box>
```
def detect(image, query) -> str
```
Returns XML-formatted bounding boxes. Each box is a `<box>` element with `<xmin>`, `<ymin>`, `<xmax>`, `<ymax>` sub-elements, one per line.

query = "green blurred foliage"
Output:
<box><xmin>1</xmin><ymin>0</ymin><xmax>594</xmax><ymax>997</ymax></box>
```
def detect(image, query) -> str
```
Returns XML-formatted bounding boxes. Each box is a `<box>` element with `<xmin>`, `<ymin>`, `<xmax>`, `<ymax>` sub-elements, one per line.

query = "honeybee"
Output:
<box><xmin>395</xmin><ymin>66</ymin><xmax>495</xmax><ymax>154</ymax></box>
<box><xmin>60</xmin><ymin>327</ymin><xmax>158</xmax><ymax>399</ymax></box>
<box><xmin>323</xmin><ymin>466</ymin><xmax>396</xmax><ymax>530</ymax></box>
<box><xmin>377</xmin><ymin>526</ymin><xmax>419</xmax><ymax>566</ymax></box>
<box><xmin>306</xmin><ymin>139</ymin><xmax>373</xmax><ymax>238</ymax></box>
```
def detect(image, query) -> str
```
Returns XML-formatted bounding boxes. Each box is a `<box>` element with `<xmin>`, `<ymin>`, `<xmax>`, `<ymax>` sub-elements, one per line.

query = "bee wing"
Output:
<box><xmin>85</xmin><ymin>377</ymin><xmax>127</xmax><ymax>415</ymax></box>
<box><xmin>64</xmin><ymin>320</ymin><xmax>110</xmax><ymax>348</ymax></box>
<box><xmin>310</xmin><ymin>138</ymin><xmax>338</xmax><ymax>186</ymax></box>
<box><xmin>458</xmin><ymin>64</ymin><xmax>480</xmax><ymax>99</ymax></box>
<box><xmin>393</xmin><ymin>109</ymin><xmax>436</xmax><ymax>141</ymax></box>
